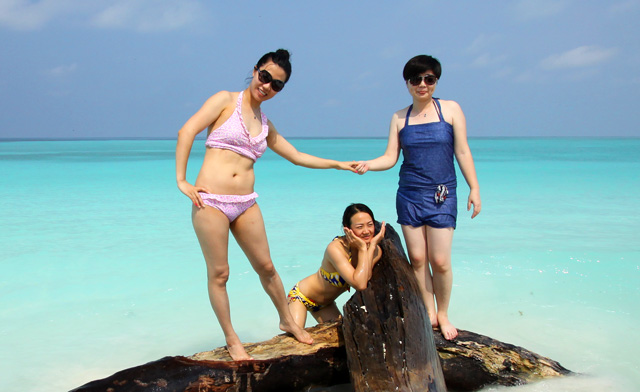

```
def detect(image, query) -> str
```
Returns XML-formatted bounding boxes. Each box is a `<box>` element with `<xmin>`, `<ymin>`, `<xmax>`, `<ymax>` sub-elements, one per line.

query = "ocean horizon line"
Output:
<box><xmin>1</xmin><ymin>135</ymin><xmax>639</xmax><ymax>142</ymax></box>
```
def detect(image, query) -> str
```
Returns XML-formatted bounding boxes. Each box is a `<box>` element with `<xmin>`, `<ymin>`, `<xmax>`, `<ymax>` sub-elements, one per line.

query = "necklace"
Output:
<box><xmin>419</xmin><ymin>100</ymin><xmax>434</xmax><ymax>117</ymax></box>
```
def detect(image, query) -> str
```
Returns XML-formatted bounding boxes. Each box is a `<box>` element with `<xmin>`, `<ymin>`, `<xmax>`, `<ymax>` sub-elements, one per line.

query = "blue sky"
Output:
<box><xmin>1</xmin><ymin>0</ymin><xmax>639</xmax><ymax>139</ymax></box>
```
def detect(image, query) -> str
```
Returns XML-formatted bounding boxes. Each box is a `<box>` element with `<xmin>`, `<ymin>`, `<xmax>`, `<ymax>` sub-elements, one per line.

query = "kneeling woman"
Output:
<box><xmin>288</xmin><ymin>203</ymin><xmax>386</xmax><ymax>328</ymax></box>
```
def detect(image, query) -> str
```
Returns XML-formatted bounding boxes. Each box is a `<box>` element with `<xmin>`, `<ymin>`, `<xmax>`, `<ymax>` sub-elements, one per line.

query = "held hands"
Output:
<box><xmin>177</xmin><ymin>180</ymin><xmax>211</xmax><ymax>209</ymax></box>
<box><xmin>353</xmin><ymin>161</ymin><xmax>369</xmax><ymax>175</ymax></box>
<box><xmin>467</xmin><ymin>188</ymin><xmax>481</xmax><ymax>219</ymax></box>
<box><xmin>338</xmin><ymin>161</ymin><xmax>359</xmax><ymax>173</ymax></box>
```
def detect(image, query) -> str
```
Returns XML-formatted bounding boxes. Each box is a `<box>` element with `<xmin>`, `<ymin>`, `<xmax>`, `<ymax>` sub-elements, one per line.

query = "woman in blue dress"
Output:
<box><xmin>355</xmin><ymin>55</ymin><xmax>481</xmax><ymax>340</ymax></box>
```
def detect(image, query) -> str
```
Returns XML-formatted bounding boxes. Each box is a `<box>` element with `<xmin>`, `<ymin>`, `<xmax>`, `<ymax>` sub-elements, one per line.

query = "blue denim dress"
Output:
<box><xmin>396</xmin><ymin>99</ymin><xmax>457</xmax><ymax>228</ymax></box>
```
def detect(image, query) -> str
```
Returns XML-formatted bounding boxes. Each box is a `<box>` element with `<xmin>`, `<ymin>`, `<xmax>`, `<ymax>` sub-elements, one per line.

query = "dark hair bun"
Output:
<box><xmin>275</xmin><ymin>48</ymin><xmax>290</xmax><ymax>61</ymax></box>
<box><xmin>256</xmin><ymin>49</ymin><xmax>293</xmax><ymax>81</ymax></box>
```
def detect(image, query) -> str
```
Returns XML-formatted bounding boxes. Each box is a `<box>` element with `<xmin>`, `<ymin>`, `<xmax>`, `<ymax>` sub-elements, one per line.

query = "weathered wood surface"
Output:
<box><xmin>342</xmin><ymin>223</ymin><xmax>447</xmax><ymax>391</ymax></box>
<box><xmin>71</xmin><ymin>321</ymin><xmax>349</xmax><ymax>392</ymax></box>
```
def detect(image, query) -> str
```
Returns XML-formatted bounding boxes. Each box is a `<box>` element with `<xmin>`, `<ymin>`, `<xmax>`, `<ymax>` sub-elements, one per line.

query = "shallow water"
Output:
<box><xmin>0</xmin><ymin>138</ymin><xmax>638</xmax><ymax>391</ymax></box>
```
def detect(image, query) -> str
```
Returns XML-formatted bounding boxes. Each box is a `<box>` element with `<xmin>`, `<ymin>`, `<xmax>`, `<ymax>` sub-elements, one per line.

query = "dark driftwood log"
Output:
<box><xmin>71</xmin><ymin>321</ymin><xmax>349</xmax><ymax>392</ymax></box>
<box><xmin>72</xmin><ymin>224</ymin><xmax>571</xmax><ymax>392</ymax></box>
<box><xmin>72</xmin><ymin>320</ymin><xmax>572</xmax><ymax>392</ymax></box>
<box><xmin>432</xmin><ymin>328</ymin><xmax>571</xmax><ymax>391</ymax></box>
<box><xmin>342</xmin><ymin>223</ymin><xmax>447</xmax><ymax>391</ymax></box>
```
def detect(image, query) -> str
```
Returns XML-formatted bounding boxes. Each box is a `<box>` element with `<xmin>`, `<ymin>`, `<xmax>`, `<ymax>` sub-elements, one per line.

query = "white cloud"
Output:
<box><xmin>514</xmin><ymin>70</ymin><xmax>535</xmax><ymax>83</ymax></box>
<box><xmin>44</xmin><ymin>63</ymin><xmax>77</xmax><ymax>77</ymax></box>
<box><xmin>608</xmin><ymin>0</ymin><xmax>639</xmax><ymax>15</ymax></box>
<box><xmin>379</xmin><ymin>45</ymin><xmax>404</xmax><ymax>60</ymax></box>
<box><xmin>466</xmin><ymin>34</ymin><xmax>500</xmax><ymax>54</ymax></box>
<box><xmin>471</xmin><ymin>53</ymin><xmax>508</xmax><ymax>68</ymax></box>
<box><xmin>491</xmin><ymin>67</ymin><xmax>515</xmax><ymax>79</ymax></box>
<box><xmin>512</xmin><ymin>0</ymin><xmax>569</xmax><ymax>20</ymax></box>
<box><xmin>91</xmin><ymin>1</ymin><xmax>205</xmax><ymax>32</ymax></box>
<box><xmin>540</xmin><ymin>46</ymin><xmax>618</xmax><ymax>69</ymax></box>
<box><xmin>0</xmin><ymin>0</ymin><xmax>78</xmax><ymax>31</ymax></box>
<box><xmin>0</xmin><ymin>0</ymin><xmax>205</xmax><ymax>32</ymax></box>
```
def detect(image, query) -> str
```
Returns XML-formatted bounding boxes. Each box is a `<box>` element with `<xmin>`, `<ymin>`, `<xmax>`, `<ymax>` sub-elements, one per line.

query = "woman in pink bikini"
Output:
<box><xmin>176</xmin><ymin>49</ymin><xmax>356</xmax><ymax>360</ymax></box>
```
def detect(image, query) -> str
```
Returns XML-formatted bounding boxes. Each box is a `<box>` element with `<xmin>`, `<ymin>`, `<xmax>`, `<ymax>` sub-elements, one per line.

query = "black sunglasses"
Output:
<box><xmin>408</xmin><ymin>74</ymin><xmax>438</xmax><ymax>86</ymax></box>
<box><xmin>254</xmin><ymin>67</ymin><xmax>285</xmax><ymax>92</ymax></box>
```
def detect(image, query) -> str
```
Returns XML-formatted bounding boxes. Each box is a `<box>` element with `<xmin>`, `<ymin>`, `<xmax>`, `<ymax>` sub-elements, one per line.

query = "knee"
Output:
<box><xmin>254</xmin><ymin>259</ymin><xmax>277</xmax><ymax>278</ymax></box>
<box><xmin>429</xmin><ymin>255</ymin><xmax>451</xmax><ymax>273</ymax></box>
<box><xmin>207</xmin><ymin>268</ymin><xmax>230</xmax><ymax>286</ymax></box>
<box><xmin>407</xmin><ymin>251</ymin><xmax>427</xmax><ymax>268</ymax></box>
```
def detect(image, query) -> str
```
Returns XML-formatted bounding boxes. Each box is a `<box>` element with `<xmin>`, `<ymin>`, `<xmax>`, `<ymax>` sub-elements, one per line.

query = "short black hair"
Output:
<box><xmin>402</xmin><ymin>55</ymin><xmax>442</xmax><ymax>81</ymax></box>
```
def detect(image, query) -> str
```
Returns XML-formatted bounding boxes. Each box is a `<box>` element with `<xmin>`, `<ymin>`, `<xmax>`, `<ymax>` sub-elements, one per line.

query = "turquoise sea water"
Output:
<box><xmin>1</xmin><ymin>138</ymin><xmax>638</xmax><ymax>391</ymax></box>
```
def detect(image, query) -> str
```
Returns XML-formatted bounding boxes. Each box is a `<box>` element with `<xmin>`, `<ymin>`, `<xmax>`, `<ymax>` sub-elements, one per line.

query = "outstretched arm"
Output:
<box><xmin>354</xmin><ymin>112</ymin><xmax>402</xmax><ymax>174</ymax></box>
<box><xmin>448</xmin><ymin>100</ymin><xmax>481</xmax><ymax>218</ymax></box>
<box><xmin>176</xmin><ymin>91</ymin><xmax>232</xmax><ymax>207</ymax></box>
<box><xmin>326</xmin><ymin>223</ymin><xmax>386</xmax><ymax>291</ymax></box>
<box><xmin>266</xmin><ymin>122</ymin><xmax>356</xmax><ymax>172</ymax></box>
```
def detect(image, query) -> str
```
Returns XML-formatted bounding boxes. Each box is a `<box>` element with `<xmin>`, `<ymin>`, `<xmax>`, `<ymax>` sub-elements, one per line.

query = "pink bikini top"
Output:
<box><xmin>205</xmin><ymin>91</ymin><xmax>269</xmax><ymax>162</ymax></box>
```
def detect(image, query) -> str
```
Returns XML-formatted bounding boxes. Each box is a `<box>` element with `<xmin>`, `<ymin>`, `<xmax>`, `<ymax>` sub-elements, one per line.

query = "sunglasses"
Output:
<box><xmin>408</xmin><ymin>74</ymin><xmax>438</xmax><ymax>86</ymax></box>
<box><xmin>254</xmin><ymin>67</ymin><xmax>285</xmax><ymax>92</ymax></box>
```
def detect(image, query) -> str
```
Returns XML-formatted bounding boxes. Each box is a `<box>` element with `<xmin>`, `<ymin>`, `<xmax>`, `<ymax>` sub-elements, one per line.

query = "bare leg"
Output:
<box><xmin>311</xmin><ymin>303</ymin><xmax>342</xmax><ymax>324</ymax></box>
<box><xmin>192</xmin><ymin>206</ymin><xmax>253</xmax><ymax>360</ymax></box>
<box><xmin>401</xmin><ymin>225</ymin><xmax>438</xmax><ymax>326</ymax></box>
<box><xmin>231</xmin><ymin>204</ymin><xmax>313</xmax><ymax>345</ymax></box>
<box><xmin>288</xmin><ymin>296</ymin><xmax>309</xmax><ymax>329</ymax></box>
<box><xmin>426</xmin><ymin>226</ymin><xmax>456</xmax><ymax>340</ymax></box>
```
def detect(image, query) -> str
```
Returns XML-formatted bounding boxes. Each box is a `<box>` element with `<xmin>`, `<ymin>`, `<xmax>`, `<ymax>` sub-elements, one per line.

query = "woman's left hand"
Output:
<box><xmin>371</xmin><ymin>221</ymin><xmax>386</xmax><ymax>245</ymax></box>
<box><xmin>353</xmin><ymin>161</ymin><xmax>369</xmax><ymax>175</ymax></box>
<box><xmin>467</xmin><ymin>189</ymin><xmax>481</xmax><ymax>218</ymax></box>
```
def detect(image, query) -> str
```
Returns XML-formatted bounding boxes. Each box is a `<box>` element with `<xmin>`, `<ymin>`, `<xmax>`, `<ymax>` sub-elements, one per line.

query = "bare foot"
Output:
<box><xmin>280</xmin><ymin>321</ymin><xmax>313</xmax><ymax>345</ymax></box>
<box><xmin>429</xmin><ymin>313</ymin><xmax>439</xmax><ymax>328</ymax></box>
<box><xmin>226</xmin><ymin>343</ymin><xmax>254</xmax><ymax>361</ymax></box>
<box><xmin>437</xmin><ymin>314</ymin><xmax>458</xmax><ymax>340</ymax></box>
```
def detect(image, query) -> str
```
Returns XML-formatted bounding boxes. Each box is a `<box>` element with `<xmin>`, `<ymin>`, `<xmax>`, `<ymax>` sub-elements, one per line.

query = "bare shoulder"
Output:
<box><xmin>326</xmin><ymin>236</ymin><xmax>349</xmax><ymax>256</ymax></box>
<box><xmin>437</xmin><ymin>99</ymin><xmax>463</xmax><ymax>113</ymax></box>
<box><xmin>391</xmin><ymin>106</ymin><xmax>410</xmax><ymax>129</ymax></box>
<box><xmin>437</xmin><ymin>99</ymin><xmax>464</xmax><ymax>125</ymax></box>
<box><xmin>394</xmin><ymin>105</ymin><xmax>412</xmax><ymax>120</ymax></box>
<box><xmin>326</xmin><ymin>236</ymin><xmax>345</xmax><ymax>252</ymax></box>
<box><xmin>196</xmin><ymin>91</ymin><xmax>236</xmax><ymax>118</ymax></box>
<box><xmin>324</xmin><ymin>237</ymin><xmax>348</xmax><ymax>266</ymax></box>
<box><xmin>207</xmin><ymin>90</ymin><xmax>236</xmax><ymax>106</ymax></box>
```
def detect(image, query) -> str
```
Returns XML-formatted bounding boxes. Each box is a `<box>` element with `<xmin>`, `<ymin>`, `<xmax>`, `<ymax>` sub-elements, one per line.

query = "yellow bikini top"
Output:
<box><xmin>319</xmin><ymin>267</ymin><xmax>348</xmax><ymax>288</ymax></box>
<box><xmin>319</xmin><ymin>236</ymin><xmax>351</xmax><ymax>289</ymax></box>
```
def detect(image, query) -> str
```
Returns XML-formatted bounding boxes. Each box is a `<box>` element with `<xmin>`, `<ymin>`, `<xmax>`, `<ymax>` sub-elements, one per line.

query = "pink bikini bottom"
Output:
<box><xmin>198</xmin><ymin>192</ymin><xmax>258</xmax><ymax>222</ymax></box>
